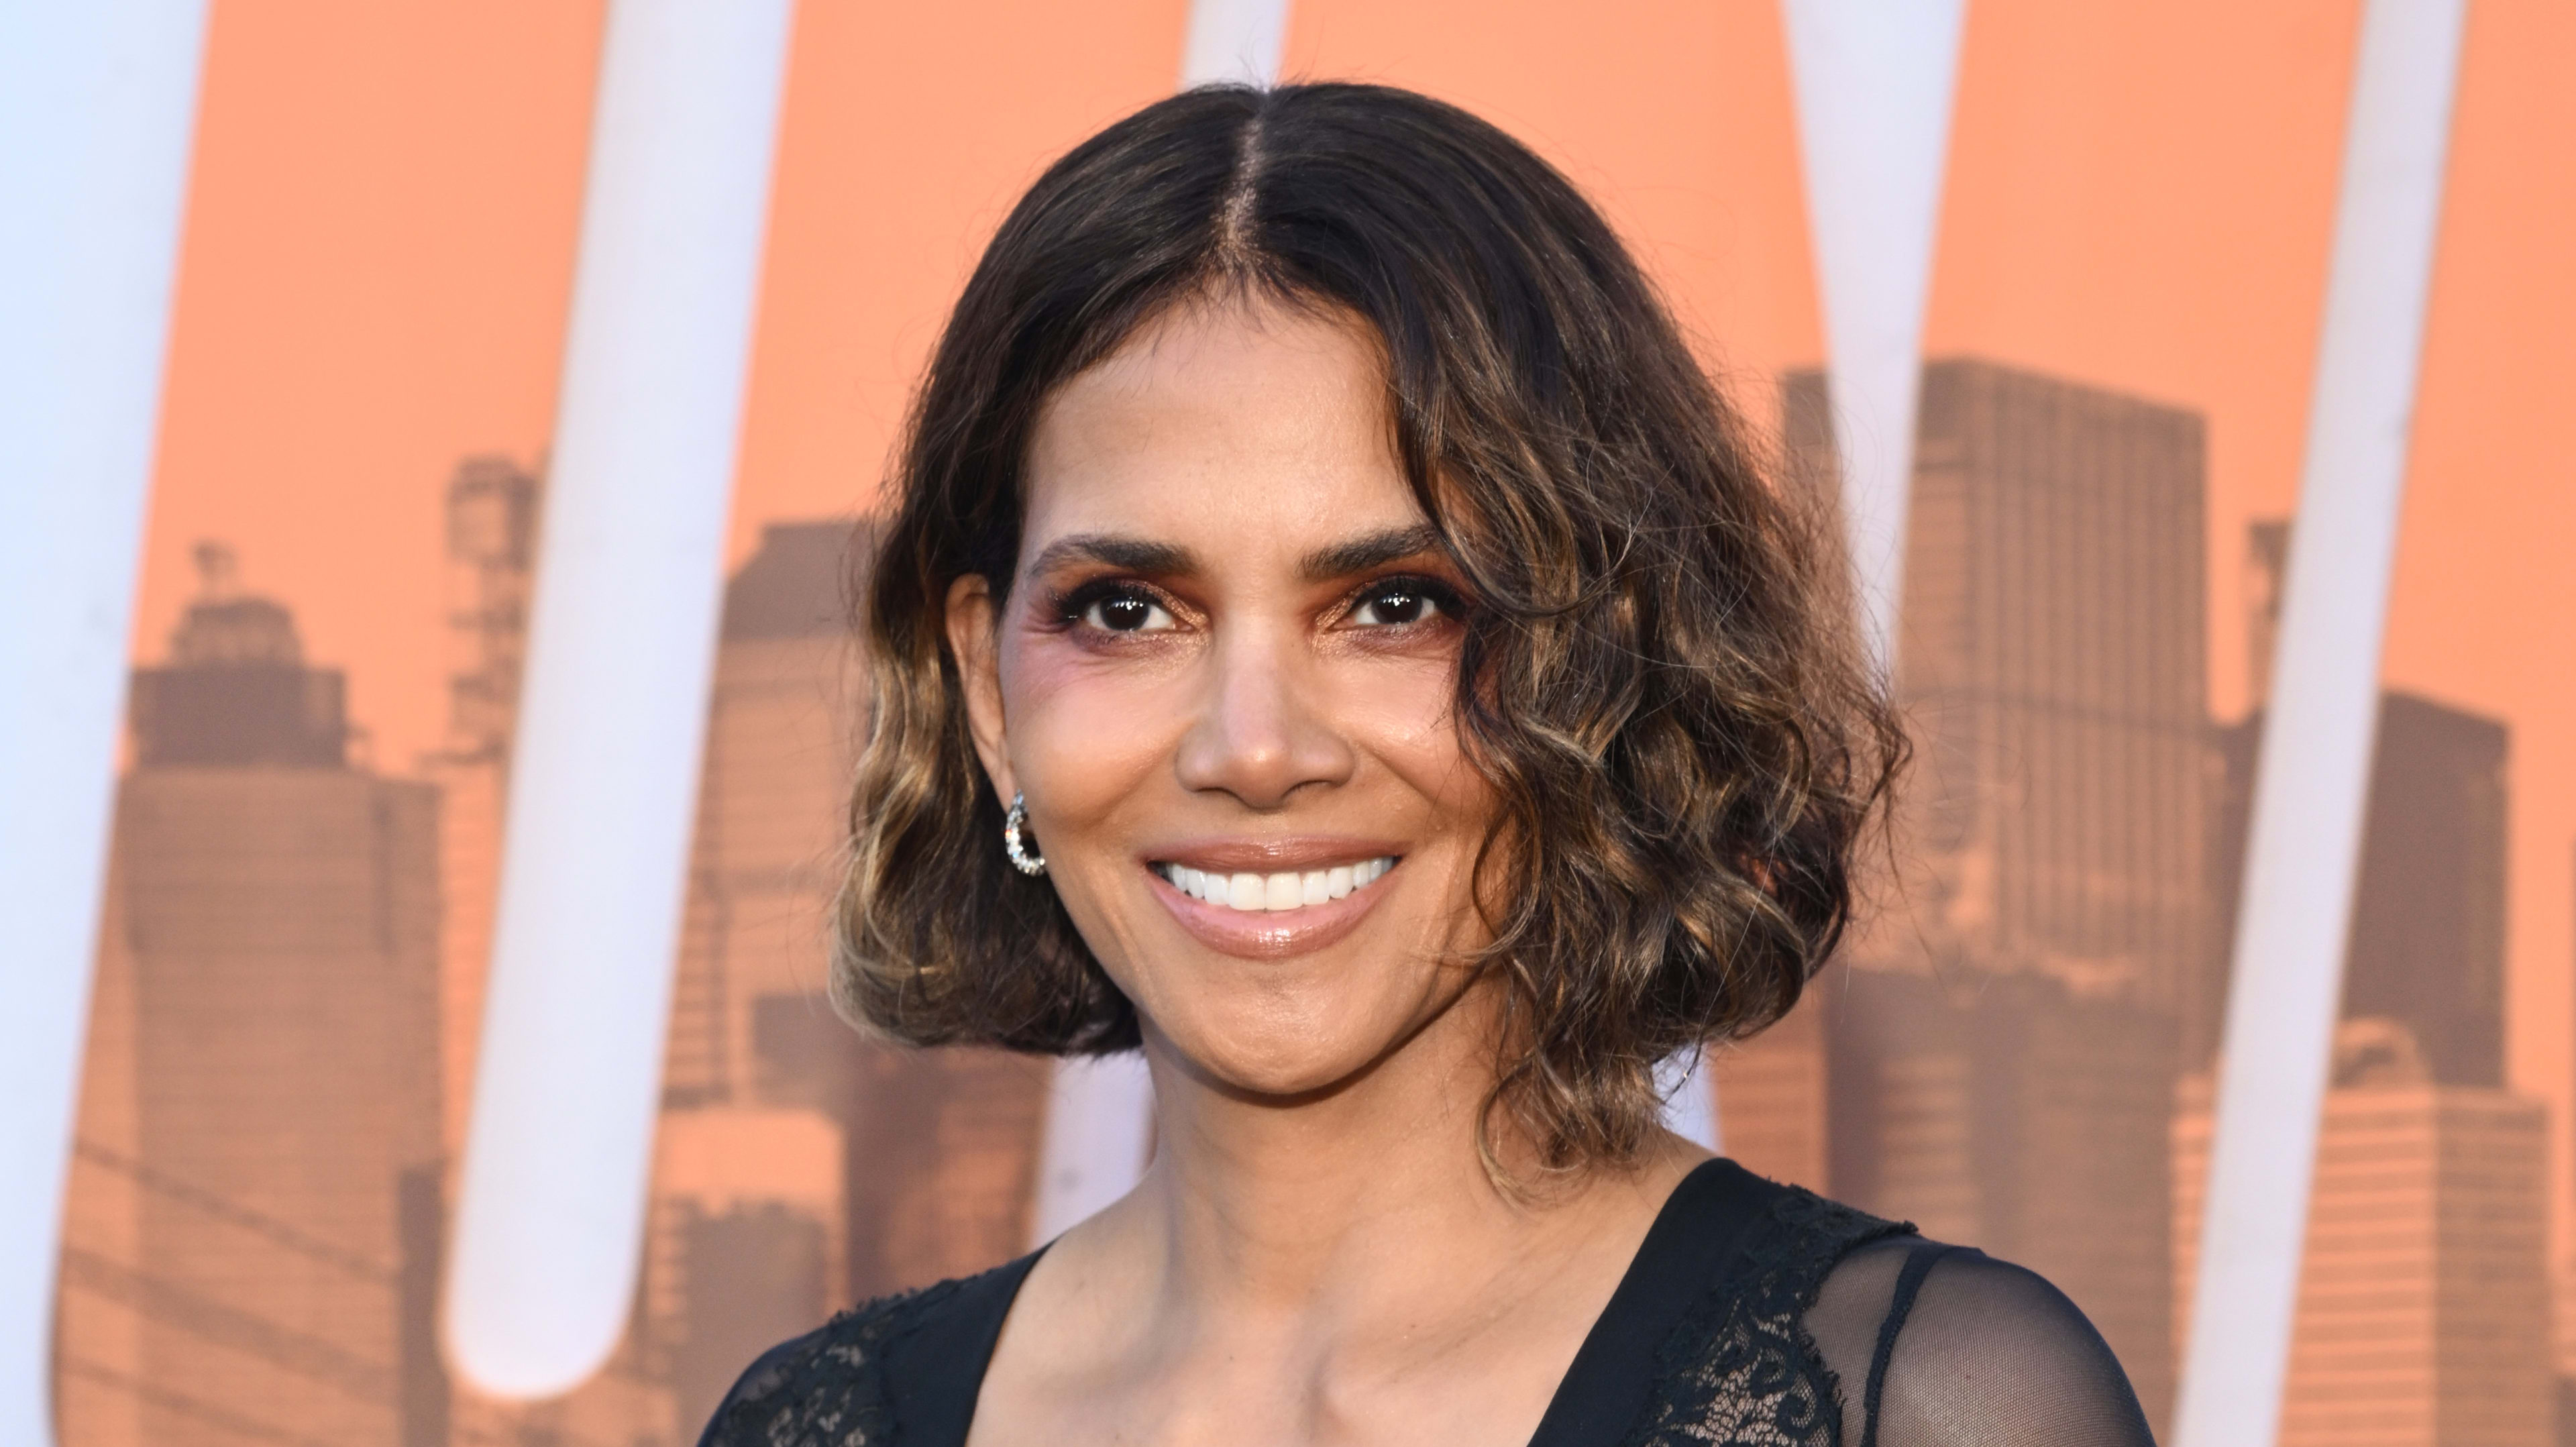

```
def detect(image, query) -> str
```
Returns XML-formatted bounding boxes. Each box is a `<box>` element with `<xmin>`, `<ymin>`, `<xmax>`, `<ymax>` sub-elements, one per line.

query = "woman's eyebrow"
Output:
<box><xmin>1299</xmin><ymin>524</ymin><xmax>1444</xmax><ymax>582</ymax></box>
<box><xmin>1025</xmin><ymin>533</ymin><xmax>1197</xmax><ymax>576</ymax></box>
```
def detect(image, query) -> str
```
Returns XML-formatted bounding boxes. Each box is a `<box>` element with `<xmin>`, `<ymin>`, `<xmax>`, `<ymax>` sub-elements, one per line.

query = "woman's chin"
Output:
<box><xmin>1154</xmin><ymin>1020</ymin><xmax>1397</xmax><ymax>1104</ymax></box>
<box><xmin>1136</xmin><ymin>968</ymin><xmax>1493</xmax><ymax>1106</ymax></box>
<box><xmin>1154</xmin><ymin>996</ymin><xmax>1484</xmax><ymax>1106</ymax></box>
<box><xmin>1173</xmin><ymin>1049</ymin><xmax>1360</xmax><ymax>1104</ymax></box>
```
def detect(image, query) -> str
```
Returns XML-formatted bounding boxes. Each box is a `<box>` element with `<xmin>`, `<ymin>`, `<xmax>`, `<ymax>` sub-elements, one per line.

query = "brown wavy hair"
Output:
<box><xmin>834</xmin><ymin>82</ymin><xmax>1902</xmax><ymax>1173</ymax></box>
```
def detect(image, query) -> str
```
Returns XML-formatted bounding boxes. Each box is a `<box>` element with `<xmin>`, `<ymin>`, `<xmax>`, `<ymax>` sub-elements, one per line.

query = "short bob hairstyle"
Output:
<box><xmin>835</xmin><ymin>83</ymin><xmax>1902</xmax><ymax>1172</ymax></box>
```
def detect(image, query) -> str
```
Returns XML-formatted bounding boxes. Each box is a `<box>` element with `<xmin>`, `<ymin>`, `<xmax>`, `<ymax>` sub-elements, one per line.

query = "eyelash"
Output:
<box><xmin>1342</xmin><ymin>574</ymin><xmax>1462</xmax><ymax>629</ymax></box>
<box><xmin>1050</xmin><ymin>579</ymin><xmax>1172</xmax><ymax>633</ymax></box>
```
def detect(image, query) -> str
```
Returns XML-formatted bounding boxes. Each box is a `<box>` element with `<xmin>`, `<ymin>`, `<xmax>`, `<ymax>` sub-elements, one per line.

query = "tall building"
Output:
<box><xmin>2198</xmin><ymin>694</ymin><xmax>2510</xmax><ymax>1085</ymax></box>
<box><xmin>1712</xmin><ymin>997</ymin><xmax>1828</xmax><ymax>1191</ymax></box>
<box><xmin>2174</xmin><ymin>1022</ymin><xmax>2554</xmax><ymax>1447</ymax></box>
<box><xmin>662</xmin><ymin>520</ymin><xmax>863</xmax><ymax>1109</ymax></box>
<box><xmin>418</xmin><ymin>455</ymin><xmax>543</xmax><ymax>1157</ymax></box>
<box><xmin>1827</xmin><ymin>967</ymin><xmax>2180</xmax><ymax>1418</ymax></box>
<box><xmin>2191</xmin><ymin>518</ymin><xmax>2535</xmax><ymax>1444</ymax></box>
<box><xmin>650</xmin><ymin>1109</ymin><xmax>843</xmax><ymax>1436</ymax></box>
<box><xmin>1809</xmin><ymin>359</ymin><xmax>2212</xmax><ymax>1004</ymax></box>
<box><xmin>402</xmin><ymin>456</ymin><xmax>688</xmax><ymax>1446</ymax></box>
<box><xmin>653</xmin><ymin>519</ymin><xmax>1047</xmax><ymax>1391</ymax></box>
<box><xmin>54</xmin><ymin>856</ymin><xmax>149</xmax><ymax>1446</ymax></box>
<box><xmin>59</xmin><ymin>547</ymin><xmax>447</xmax><ymax>1446</ymax></box>
<box><xmin>2194</xmin><ymin>521</ymin><xmax>2510</xmax><ymax>1087</ymax></box>
<box><xmin>1790</xmin><ymin>360</ymin><xmax>2209</xmax><ymax>1426</ymax></box>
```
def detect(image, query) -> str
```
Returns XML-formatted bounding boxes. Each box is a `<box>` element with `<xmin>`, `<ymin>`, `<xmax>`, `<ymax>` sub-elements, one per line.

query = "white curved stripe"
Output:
<box><xmin>0</xmin><ymin>5</ymin><xmax>209</xmax><ymax>1441</ymax></box>
<box><xmin>446</xmin><ymin>0</ymin><xmax>795</xmax><ymax>1398</ymax></box>
<box><xmin>1782</xmin><ymin>0</ymin><xmax>1969</xmax><ymax>670</ymax></box>
<box><xmin>1181</xmin><ymin>0</ymin><xmax>1291</xmax><ymax>88</ymax></box>
<box><xmin>2174</xmin><ymin>3</ymin><xmax>2469</xmax><ymax>1444</ymax></box>
<box><xmin>1030</xmin><ymin>1054</ymin><xmax>1159</xmax><ymax>1247</ymax></box>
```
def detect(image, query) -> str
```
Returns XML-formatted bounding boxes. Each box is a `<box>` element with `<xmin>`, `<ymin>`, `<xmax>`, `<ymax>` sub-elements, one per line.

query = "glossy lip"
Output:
<box><xmin>1142</xmin><ymin>837</ymin><xmax>1404</xmax><ymax>960</ymax></box>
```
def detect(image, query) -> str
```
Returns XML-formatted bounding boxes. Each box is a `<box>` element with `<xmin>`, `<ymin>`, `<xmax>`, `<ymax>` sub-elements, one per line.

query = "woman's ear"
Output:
<box><xmin>945</xmin><ymin>574</ymin><xmax>1016</xmax><ymax>800</ymax></box>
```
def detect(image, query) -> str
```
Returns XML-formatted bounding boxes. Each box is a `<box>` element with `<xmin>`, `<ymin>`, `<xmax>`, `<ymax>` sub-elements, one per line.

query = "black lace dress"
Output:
<box><xmin>697</xmin><ymin>1159</ymin><xmax>2155</xmax><ymax>1446</ymax></box>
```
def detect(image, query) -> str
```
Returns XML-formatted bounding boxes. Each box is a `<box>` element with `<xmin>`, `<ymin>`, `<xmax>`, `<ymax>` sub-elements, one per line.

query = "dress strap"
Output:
<box><xmin>1860</xmin><ymin>1244</ymin><xmax>1957</xmax><ymax>1447</ymax></box>
<box><xmin>1572</xmin><ymin>1172</ymin><xmax>1911</xmax><ymax>1447</ymax></box>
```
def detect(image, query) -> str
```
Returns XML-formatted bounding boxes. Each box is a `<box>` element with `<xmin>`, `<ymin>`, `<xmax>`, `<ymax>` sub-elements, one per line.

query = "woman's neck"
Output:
<box><xmin>975</xmin><ymin>993</ymin><xmax>1705</xmax><ymax>1447</ymax></box>
<box><xmin>1097</xmin><ymin>992</ymin><xmax>1697</xmax><ymax>1330</ymax></box>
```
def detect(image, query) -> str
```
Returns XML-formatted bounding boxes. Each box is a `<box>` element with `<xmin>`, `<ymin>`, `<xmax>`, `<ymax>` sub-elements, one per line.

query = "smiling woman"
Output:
<box><xmin>697</xmin><ymin>83</ymin><xmax>2155</xmax><ymax>1447</ymax></box>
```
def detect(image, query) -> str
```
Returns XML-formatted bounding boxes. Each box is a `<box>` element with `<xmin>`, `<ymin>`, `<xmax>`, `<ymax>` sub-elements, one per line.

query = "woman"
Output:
<box><xmin>701</xmin><ymin>83</ymin><xmax>2153</xmax><ymax>1447</ymax></box>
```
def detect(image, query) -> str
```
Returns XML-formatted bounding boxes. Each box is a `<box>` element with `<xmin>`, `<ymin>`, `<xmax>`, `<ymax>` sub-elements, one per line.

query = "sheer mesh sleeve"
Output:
<box><xmin>1803</xmin><ymin>1240</ymin><xmax>2156</xmax><ymax>1447</ymax></box>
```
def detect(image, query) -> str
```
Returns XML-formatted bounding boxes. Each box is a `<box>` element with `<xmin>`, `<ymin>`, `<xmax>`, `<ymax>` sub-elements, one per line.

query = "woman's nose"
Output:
<box><xmin>1173</xmin><ymin>625</ymin><xmax>1355</xmax><ymax>809</ymax></box>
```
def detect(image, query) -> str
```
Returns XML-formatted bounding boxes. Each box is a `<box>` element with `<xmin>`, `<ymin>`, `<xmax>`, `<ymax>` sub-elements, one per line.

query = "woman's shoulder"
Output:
<box><xmin>1803</xmin><ymin>1240</ymin><xmax>2156</xmax><ymax>1447</ymax></box>
<box><xmin>694</xmin><ymin>1252</ymin><xmax>1040</xmax><ymax>1447</ymax></box>
<box><xmin>1613</xmin><ymin>1165</ymin><xmax>2151</xmax><ymax>1447</ymax></box>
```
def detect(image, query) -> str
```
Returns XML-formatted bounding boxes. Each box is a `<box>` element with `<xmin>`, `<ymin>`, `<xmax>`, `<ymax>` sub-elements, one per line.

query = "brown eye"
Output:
<box><xmin>1083</xmin><ymin>590</ymin><xmax>1175</xmax><ymax>633</ymax></box>
<box><xmin>1349</xmin><ymin>581</ymin><xmax>1444</xmax><ymax>627</ymax></box>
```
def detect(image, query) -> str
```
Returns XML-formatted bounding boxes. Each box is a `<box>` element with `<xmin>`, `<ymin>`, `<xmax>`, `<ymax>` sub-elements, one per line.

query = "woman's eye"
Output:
<box><xmin>1349</xmin><ymin>583</ymin><xmax>1442</xmax><ymax>627</ymax></box>
<box><xmin>1081</xmin><ymin>592</ymin><xmax>1175</xmax><ymax>633</ymax></box>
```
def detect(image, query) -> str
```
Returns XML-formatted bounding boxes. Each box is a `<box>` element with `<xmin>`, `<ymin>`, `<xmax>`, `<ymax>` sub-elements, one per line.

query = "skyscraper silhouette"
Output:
<box><xmin>2200</xmin><ymin>695</ymin><xmax>2508</xmax><ymax>1085</ymax></box>
<box><xmin>1790</xmin><ymin>360</ymin><xmax>2207</xmax><ymax>1428</ymax></box>
<box><xmin>650</xmin><ymin>1109</ymin><xmax>843</xmax><ymax>1435</ymax></box>
<box><xmin>2171</xmin><ymin>520</ymin><xmax>2540</xmax><ymax>1447</ymax></box>
<box><xmin>54</xmin><ymin>853</ymin><xmax>150</xmax><ymax>1446</ymax></box>
<box><xmin>61</xmin><ymin>547</ymin><xmax>447</xmax><ymax>1446</ymax></box>
<box><xmin>2174</xmin><ymin>1023</ymin><xmax>2553</xmax><ymax>1447</ymax></box>
<box><xmin>2196</xmin><ymin>522</ymin><xmax>2510</xmax><ymax>1089</ymax></box>
<box><xmin>652</xmin><ymin>520</ymin><xmax>1048</xmax><ymax>1415</ymax></box>
<box><xmin>1812</xmin><ymin>360</ymin><xmax>2211</xmax><ymax>1004</ymax></box>
<box><xmin>420</xmin><ymin>455</ymin><xmax>543</xmax><ymax>1160</ymax></box>
<box><xmin>409</xmin><ymin>457</ymin><xmax>688</xmax><ymax>1446</ymax></box>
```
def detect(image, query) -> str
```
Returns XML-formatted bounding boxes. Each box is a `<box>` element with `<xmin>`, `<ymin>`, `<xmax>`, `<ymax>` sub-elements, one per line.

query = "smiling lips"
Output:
<box><xmin>1154</xmin><ymin>857</ymin><xmax>1397</xmax><ymax>913</ymax></box>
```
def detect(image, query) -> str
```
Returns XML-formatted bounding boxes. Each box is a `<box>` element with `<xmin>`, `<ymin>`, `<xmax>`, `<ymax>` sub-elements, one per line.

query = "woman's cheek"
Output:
<box><xmin>1002</xmin><ymin>635</ymin><xmax>1189</xmax><ymax>809</ymax></box>
<box><xmin>1336</xmin><ymin>655</ymin><xmax>1470</xmax><ymax>788</ymax></box>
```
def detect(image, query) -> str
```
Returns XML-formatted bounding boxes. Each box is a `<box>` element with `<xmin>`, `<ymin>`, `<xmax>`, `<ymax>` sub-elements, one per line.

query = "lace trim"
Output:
<box><xmin>698</xmin><ymin>1276</ymin><xmax>967</xmax><ymax>1447</ymax></box>
<box><xmin>1619</xmin><ymin>1187</ymin><xmax>1910</xmax><ymax>1447</ymax></box>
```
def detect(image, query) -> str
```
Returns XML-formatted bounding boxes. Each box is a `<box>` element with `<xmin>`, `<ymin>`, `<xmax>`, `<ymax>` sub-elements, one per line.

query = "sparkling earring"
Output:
<box><xmin>1002</xmin><ymin>792</ymin><xmax>1046</xmax><ymax>876</ymax></box>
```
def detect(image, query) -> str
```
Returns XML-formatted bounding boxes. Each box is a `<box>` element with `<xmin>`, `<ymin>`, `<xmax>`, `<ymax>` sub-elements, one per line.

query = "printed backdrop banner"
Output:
<box><xmin>29</xmin><ymin>3</ymin><xmax>2576</xmax><ymax>1445</ymax></box>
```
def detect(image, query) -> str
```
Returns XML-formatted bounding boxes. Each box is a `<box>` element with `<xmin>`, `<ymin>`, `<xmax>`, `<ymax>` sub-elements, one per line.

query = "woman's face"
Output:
<box><xmin>948</xmin><ymin>298</ymin><xmax>1498</xmax><ymax>1100</ymax></box>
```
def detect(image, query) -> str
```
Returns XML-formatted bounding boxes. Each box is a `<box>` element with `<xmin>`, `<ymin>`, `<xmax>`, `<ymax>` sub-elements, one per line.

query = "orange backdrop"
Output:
<box><xmin>127</xmin><ymin>0</ymin><xmax>2576</xmax><ymax>1377</ymax></box>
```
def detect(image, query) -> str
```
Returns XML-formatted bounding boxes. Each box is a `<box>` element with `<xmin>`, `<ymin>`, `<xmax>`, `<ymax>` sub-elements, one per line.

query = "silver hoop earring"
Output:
<box><xmin>1002</xmin><ymin>792</ymin><xmax>1046</xmax><ymax>876</ymax></box>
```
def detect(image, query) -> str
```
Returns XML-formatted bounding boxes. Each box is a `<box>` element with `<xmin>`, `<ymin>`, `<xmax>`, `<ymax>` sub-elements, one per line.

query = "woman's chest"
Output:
<box><xmin>963</xmin><ymin>1302</ymin><xmax>1601</xmax><ymax>1447</ymax></box>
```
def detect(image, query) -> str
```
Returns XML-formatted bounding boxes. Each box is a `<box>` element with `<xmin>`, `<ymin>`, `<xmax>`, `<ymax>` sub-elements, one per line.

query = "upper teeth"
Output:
<box><xmin>1159</xmin><ymin>857</ymin><xmax>1395</xmax><ymax>911</ymax></box>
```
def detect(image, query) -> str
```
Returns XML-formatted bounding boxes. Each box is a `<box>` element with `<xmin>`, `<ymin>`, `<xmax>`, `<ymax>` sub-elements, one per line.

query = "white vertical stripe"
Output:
<box><xmin>1180</xmin><ymin>0</ymin><xmax>1291</xmax><ymax>89</ymax></box>
<box><xmin>1030</xmin><ymin>1054</ymin><xmax>1158</xmax><ymax>1247</ymax></box>
<box><xmin>2174</xmin><ymin>3</ymin><xmax>2468</xmax><ymax>1444</ymax></box>
<box><xmin>0</xmin><ymin>5</ymin><xmax>209</xmax><ymax>1441</ymax></box>
<box><xmin>1657</xmin><ymin>1051</ymin><xmax>1723</xmax><ymax>1155</ymax></box>
<box><xmin>1030</xmin><ymin>0</ymin><xmax>1296</xmax><ymax>1244</ymax></box>
<box><xmin>1770</xmin><ymin>0</ymin><xmax>1965</xmax><ymax>1173</ymax></box>
<box><xmin>1781</xmin><ymin>0</ymin><xmax>1969</xmax><ymax>671</ymax></box>
<box><xmin>446</xmin><ymin>0</ymin><xmax>796</xmax><ymax>1398</ymax></box>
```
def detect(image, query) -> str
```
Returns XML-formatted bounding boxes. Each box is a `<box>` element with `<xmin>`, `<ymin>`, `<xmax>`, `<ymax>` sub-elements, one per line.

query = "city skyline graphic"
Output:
<box><xmin>56</xmin><ymin>347</ymin><xmax>2571</xmax><ymax>1446</ymax></box>
<box><xmin>34</xmin><ymin>5</ymin><xmax>2576</xmax><ymax>1444</ymax></box>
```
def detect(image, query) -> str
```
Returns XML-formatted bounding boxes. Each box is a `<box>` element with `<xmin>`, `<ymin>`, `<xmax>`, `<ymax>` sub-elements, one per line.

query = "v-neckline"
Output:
<box><xmin>928</xmin><ymin>1158</ymin><xmax>1771</xmax><ymax>1447</ymax></box>
<box><xmin>1523</xmin><ymin>1158</ymin><xmax>1774</xmax><ymax>1444</ymax></box>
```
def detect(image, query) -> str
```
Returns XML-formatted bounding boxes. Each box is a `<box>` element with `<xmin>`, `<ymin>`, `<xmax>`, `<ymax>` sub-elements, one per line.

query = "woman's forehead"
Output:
<box><xmin>1020</xmin><ymin>299</ymin><xmax>1424</xmax><ymax>572</ymax></box>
